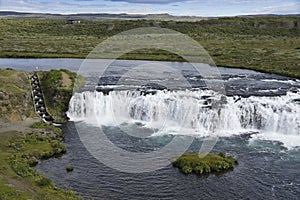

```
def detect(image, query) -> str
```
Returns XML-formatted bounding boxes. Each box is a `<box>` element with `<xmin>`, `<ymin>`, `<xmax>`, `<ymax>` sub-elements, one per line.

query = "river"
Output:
<box><xmin>1</xmin><ymin>58</ymin><xmax>300</xmax><ymax>199</ymax></box>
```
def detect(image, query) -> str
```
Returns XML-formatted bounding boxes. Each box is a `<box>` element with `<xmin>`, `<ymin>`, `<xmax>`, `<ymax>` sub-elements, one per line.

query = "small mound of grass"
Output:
<box><xmin>36</xmin><ymin>177</ymin><xmax>53</xmax><ymax>187</ymax></box>
<box><xmin>66</xmin><ymin>165</ymin><xmax>74</xmax><ymax>172</ymax></box>
<box><xmin>172</xmin><ymin>152</ymin><xmax>238</xmax><ymax>176</ymax></box>
<box><xmin>30</xmin><ymin>121</ymin><xmax>50</xmax><ymax>129</ymax></box>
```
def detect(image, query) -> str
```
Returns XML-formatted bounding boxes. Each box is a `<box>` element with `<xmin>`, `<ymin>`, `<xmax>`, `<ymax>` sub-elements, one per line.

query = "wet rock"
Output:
<box><xmin>0</xmin><ymin>92</ymin><xmax>8</xmax><ymax>100</ymax></box>
<box><xmin>95</xmin><ymin>86</ymin><xmax>114</xmax><ymax>95</ymax></box>
<box><xmin>289</xmin><ymin>87</ymin><xmax>299</xmax><ymax>93</ymax></box>
<box><xmin>140</xmin><ymin>83</ymin><xmax>167</xmax><ymax>90</ymax></box>
<box><xmin>201</xmin><ymin>95</ymin><xmax>212</xmax><ymax>100</ymax></box>
<box><xmin>292</xmin><ymin>98</ymin><xmax>300</xmax><ymax>104</ymax></box>
<box><xmin>140</xmin><ymin>90</ymin><xmax>157</xmax><ymax>96</ymax></box>
<box><xmin>234</xmin><ymin>97</ymin><xmax>241</xmax><ymax>103</ymax></box>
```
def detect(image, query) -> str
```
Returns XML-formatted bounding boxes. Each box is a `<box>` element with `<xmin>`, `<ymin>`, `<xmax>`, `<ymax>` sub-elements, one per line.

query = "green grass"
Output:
<box><xmin>0</xmin><ymin>131</ymin><xmax>79</xmax><ymax>200</ymax></box>
<box><xmin>0</xmin><ymin>69</ymin><xmax>35</xmax><ymax>120</ymax></box>
<box><xmin>172</xmin><ymin>152</ymin><xmax>238</xmax><ymax>175</ymax></box>
<box><xmin>30</xmin><ymin>121</ymin><xmax>53</xmax><ymax>129</ymax></box>
<box><xmin>0</xmin><ymin>68</ymin><xmax>83</xmax><ymax>199</ymax></box>
<box><xmin>0</xmin><ymin>68</ymin><xmax>84</xmax><ymax>122</ymax></box>
<box><xmin>38</xmin><ymin>69</ymin><xmax>85</xmax><ymax>123</ymax></box>
<box><xmin>0</xmin><ymin>17</ymin><xmax>300</xmax><ymax>77</ymax></box>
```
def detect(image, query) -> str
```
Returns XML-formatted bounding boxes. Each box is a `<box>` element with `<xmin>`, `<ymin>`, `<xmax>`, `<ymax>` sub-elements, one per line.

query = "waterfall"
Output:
<box><xmin>68</xmin><ymin>89</ymin><xmax>300</xmax><ymax>138</ymax></box>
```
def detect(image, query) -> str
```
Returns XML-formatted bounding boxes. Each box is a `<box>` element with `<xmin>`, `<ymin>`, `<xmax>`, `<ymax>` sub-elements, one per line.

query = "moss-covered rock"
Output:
<box><xmin>66</xmin><ymin>165</ymin><xmax>74</xmax><ymax>172</ymax></box>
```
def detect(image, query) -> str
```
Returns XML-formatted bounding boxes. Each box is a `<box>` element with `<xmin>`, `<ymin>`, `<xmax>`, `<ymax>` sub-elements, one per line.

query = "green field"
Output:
<box><xmin>0</xmin><ymin>17</ymin><xmax>300</xmax><ymax>77</ymax></box>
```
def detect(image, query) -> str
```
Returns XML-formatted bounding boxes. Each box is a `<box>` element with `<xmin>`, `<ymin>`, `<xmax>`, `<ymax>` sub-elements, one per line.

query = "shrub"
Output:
<box><xmin>9</xmin><ymin>155</ymin><xmax>35</xmax><ymax>177</ymax></box>
<box><xmin>225</xmin><ymin>156</ymin><xmax>238</xmax><ymax>166</ymax></box>
<box><xmin>28</xmin><ymin>157</ymin><xmax>38</xmax><ymax>167</ymax></box>
<box><xmin>36</xmin><ymin>177</ymin><xmax>53</xmax><ymax>187</ymax></box>
<box><xmin>181</xmin><ymin>165</ymin><xmax>193</xmax><ymax>174</ymax></box>
<box><xmin>51</xmin><ymin>141</ymin><xmax>67</xmax><ymax>155</ymax></box>
<box><xmin>30</xmin><ymin>121</ymin><xmax>49</xmax><ymax>129</ymax></box>
<box><xmin>218</xmin><ymin>152</ymin><xmax>226</xmax><ymax>158</ymax></box>
<box><xmin>194</xmin><ymin>166</ymin><xmax>204</xmax><ymax>175</ymax></box>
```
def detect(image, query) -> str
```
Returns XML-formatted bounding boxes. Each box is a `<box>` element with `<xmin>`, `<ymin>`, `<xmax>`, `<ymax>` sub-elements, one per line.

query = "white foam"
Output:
<box><xmin>228</xmin><ymin>77</ymin><xmax>243</xmax><ymax>81</ymax></box>
<box><xmin>250</xmin><ymin>132</ymin><xmax>300</xmax><ymax>149</ymax></box>
<box><xmin>261</xmin><ymin>79</ymin><xmax>300</xmax><ymax>85</ymax></box>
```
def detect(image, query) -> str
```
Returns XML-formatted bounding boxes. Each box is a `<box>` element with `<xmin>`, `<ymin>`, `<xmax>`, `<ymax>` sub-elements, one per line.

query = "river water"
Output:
<box><xmin>1</xmin><ymin>58</ymin><xmax>300</xmax><ymax>199</ymax></box>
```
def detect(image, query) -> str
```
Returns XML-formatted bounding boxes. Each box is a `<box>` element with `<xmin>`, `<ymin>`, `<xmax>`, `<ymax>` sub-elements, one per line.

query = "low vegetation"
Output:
<box><xmin>0</xmin><ymin>69</ymin><xmax>34</xmax><ymax>122</ymax></box>
<box><xmin>0</xmin><ymin>17</ymin><xmax>300</xmax><ymax>77</ymax></box>
<box><xmin>172</xmin><ymin>152</ymin><xmax>238</xmax><ymax>176</ymax></box>
<box><xmin>0</xmin><ymin>131</ymin><xmax>79</xmax><ymax>199</ymax></box>
<box><xmin>0</xmin><ymin>68</ymin><xmax>84</xmax><ymax>123</ymax></box>
<box><xmin>0</xmin><ymin>69</ymin><xmax>83</xmax><ymax>199</ymax></box>
<box><xmin>38</xmin><ymin>69</ymin><xmax>85</xmax><ymax>123</ymax></box>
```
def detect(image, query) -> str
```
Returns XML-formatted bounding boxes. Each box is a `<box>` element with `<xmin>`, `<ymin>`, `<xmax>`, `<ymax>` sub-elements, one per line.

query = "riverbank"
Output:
<box><xmin>0</xmin><ymin>68</ymin><xmax>83</xmax><ymax>199</ymax></box>
<box><xmin>0</xmin><ymin>16</ymin><xmax>299</xmax><ymax>78</ymax></box>
<box><xmin>0</xmin><ymin>129</ymin><xmax>79</xmax><ymax>199</ymax></box>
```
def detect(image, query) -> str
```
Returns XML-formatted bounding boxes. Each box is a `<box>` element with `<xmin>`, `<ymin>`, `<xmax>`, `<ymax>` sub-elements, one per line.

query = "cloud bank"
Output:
<box><xmin>107</xmin><ymin>0</ymin><xmax>188</xmax><ymax>4</ymax></box>
<box><xmin>0</xmin><ymin>0</ymin><xmax>299</xmax><ymax>16</ymax></box>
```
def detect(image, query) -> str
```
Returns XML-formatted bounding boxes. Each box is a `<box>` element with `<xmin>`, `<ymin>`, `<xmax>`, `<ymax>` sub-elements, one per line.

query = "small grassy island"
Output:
<box><xmin>172</xmin><ymin>152</ymin><xmax>238</xmax><ymax>176</ymax></box>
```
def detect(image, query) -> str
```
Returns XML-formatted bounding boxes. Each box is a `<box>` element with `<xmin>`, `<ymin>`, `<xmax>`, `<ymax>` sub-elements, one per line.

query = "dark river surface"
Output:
<box><xmin>1</xmin><ymin>58</ymin><xmax>300</xmax><ymax>199</ymax></box>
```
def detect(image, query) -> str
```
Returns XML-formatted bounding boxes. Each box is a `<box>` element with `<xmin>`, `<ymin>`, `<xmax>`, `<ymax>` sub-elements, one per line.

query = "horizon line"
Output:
<box><xmin>0</xmin><ymin>10</ymin><xmax>299</xmax><ymax>18</ymax></box>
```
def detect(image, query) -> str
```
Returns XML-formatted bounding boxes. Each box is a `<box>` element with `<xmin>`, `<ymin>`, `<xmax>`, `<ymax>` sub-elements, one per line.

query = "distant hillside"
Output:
<box><xmin>0</xmin><ymin>11</ymin><xmax>208</xmax><ymax>21</ymax></box>
<box><xmin>0</xmin><ymin>11</ymin><xmax>299</xmax><ymax>21</ymax></box>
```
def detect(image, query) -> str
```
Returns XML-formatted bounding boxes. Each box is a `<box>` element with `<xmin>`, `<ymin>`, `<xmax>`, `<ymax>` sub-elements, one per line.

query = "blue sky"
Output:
<box><xmin>0</xmin><ymin>0</ymin><xmax>299</xmax><ymax>16</ymax></box>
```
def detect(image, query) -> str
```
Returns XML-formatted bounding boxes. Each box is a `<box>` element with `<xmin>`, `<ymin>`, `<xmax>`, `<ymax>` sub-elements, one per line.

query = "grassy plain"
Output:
<box><xmin>0</xmin><ymin>17</ymin><xmax>299</xmax><ymax>77</ymax></box>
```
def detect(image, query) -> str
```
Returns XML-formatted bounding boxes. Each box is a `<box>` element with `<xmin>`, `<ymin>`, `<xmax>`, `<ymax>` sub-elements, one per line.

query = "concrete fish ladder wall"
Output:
<box><xmin>29</xmin><ymin>72</ymin><xmax>54</xmax><ymax>123</ymax></box>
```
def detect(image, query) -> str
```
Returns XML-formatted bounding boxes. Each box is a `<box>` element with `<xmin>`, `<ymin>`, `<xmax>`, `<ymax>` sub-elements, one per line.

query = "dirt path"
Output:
<box><xmin>0</xmin><ymin>118</ymin><xmax>40</xmax><ymax>133</ymax></box>
<box><xmin>61</xmin><ymin>71</ymin><xmax>72</xmax><ymax>88</ymax></box>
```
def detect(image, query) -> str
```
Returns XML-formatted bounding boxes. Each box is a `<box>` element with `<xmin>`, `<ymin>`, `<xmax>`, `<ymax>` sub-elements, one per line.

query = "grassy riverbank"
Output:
<box><xmin>0</xmin><ymin>16</ymin><xmax>300</xmax><ymax>77</ymax></box>
<box><xmin>0</xmin><ymin>128</ymin><xmax>79</xmax><ymax>199</ymax></box>
<box><xmin>0</xmin><ymin>69</ymin><xmax>83</xmax><ymax>199</ymax></box>
<box><xmin>39</xmin><ymin>69</ymin><xmax>85</xmax><ymax>123</ymax></box>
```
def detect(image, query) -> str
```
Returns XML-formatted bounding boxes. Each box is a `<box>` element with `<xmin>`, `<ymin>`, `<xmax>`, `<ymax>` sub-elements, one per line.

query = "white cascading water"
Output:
<box><xmin>68</xmin><ymin>90</ymin><xmax>300</xmax><ymax>141</ymax></box>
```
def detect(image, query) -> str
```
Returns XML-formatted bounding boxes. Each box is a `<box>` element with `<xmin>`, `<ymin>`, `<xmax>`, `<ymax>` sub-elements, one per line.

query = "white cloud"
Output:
<box><xmin>0</xmin><ymin>0</ymin><xmax>299</xmax><ymax>16</ymax></box>
<box><xmin>0</xmin><ymin>0</ymin><xmax>108</xmax><ymax>13</ymax></box>
<box><xmin>107</xmin><ymin>0</ymin><xmax>188</xmax><ymax>4</ymax></box>
<box><xmin>249</xmin><ymin>2</ymin><xmax>300</xmax><ymax>14</ymax></box>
